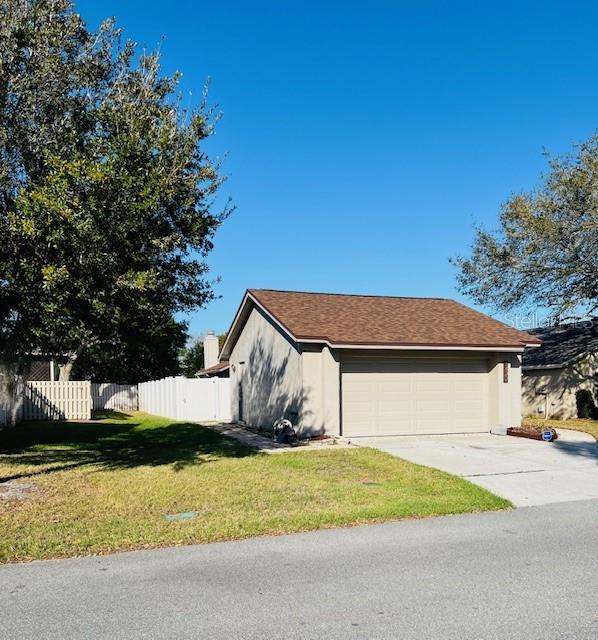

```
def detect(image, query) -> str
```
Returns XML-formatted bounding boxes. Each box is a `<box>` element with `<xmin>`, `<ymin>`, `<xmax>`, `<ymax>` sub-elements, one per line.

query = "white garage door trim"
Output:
<box><xmin>341</xmin><ymin>358</ymin><xmax>489</xmax><ymax>437</ymax></box>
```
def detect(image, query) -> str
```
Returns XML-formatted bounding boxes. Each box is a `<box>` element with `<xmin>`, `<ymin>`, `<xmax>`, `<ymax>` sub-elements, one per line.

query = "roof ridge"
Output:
<box><xmin>249</xmin><ymin>288</ymin><xmax>450</xmax><ymax>301</ymax></box>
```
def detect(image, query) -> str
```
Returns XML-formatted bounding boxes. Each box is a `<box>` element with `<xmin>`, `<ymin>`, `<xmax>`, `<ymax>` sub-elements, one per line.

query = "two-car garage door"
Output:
<box><xmin>341</xmin><ymin>359</ymin><xmax>489</xmax><ymax>437</ymax></box>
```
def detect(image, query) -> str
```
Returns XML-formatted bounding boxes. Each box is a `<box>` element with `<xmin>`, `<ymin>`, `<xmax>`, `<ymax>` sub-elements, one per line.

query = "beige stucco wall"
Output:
<box><xmin>229</xmin><ymin>307</ymin><xmax>303</xmax><ymax>430</ymax></box>
<box><xmin>522</xmin><ymin>353</ymin><xmax>597</xmax><ymax>419</ymax></box>
<box><xmin>488</xmin><ymin>352</ymin><xmax>523</xmax><ymax>430</ymax></box>
<box><xmin>301</xmin><ymin>346</ymin><xmax>341</xmax><ymax>436</ymax></box>
<box><xmin>228</xmin><ymin>307</ymin><xmax>340</xmax><ymax>436</ymax></box>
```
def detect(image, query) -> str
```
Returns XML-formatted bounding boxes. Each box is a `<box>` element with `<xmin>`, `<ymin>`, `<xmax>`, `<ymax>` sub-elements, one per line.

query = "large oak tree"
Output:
<box><xmin>0</xmin><ymin>0</ymin><xmax>230</xmax><ymax>422</ymax></box>
<box><xmin>454</xmin><ymin>134</ymin><xmax>598</xmax><ymax>320</ymax></box>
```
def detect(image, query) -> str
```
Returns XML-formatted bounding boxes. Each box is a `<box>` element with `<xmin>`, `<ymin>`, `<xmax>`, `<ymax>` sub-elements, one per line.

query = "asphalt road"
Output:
<box><xmin>2</xmin><ymin>500</ymin><xmax>597</xmax><ymax>640</ymax></box>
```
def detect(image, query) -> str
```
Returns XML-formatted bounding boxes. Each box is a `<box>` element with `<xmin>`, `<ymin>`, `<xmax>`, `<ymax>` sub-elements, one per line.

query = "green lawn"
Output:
<box><xmin>523</xmin><ymin>415</ymin><xmax>598</xmax><ymax>441</ymax></box>
<box><xmin>0</xmin><ymin>411</ymin><xmax>509</xmax><ymax>563</ymax></box>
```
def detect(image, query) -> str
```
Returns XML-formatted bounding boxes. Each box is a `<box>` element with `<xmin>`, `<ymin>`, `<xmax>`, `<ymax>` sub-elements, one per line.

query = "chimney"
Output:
<box><xmin>203</xmin><ymin>331</ymin><xmax>219</xmax><ymax>368</ymax></box>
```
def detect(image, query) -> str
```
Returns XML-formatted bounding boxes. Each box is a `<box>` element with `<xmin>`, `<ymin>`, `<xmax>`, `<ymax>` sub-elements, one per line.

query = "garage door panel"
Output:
<box><xmin>379</xmin><ymin>401</ymin><xmax>411</xmax><ymax>414</ymax></box>
<box><xmin>380</xmin><ymin>379</ymin><xmax>411</xmax><ymax>392</ymax></box>
<box><xmin>415</xmin><ymin>398</ymin><xmax>450</xmax><ymax>412</ymax></box>
<box><xmin>414</xmin><ymin>378</ymin><xmax>450</xmax><ymax>393</ymax></box>
<box><xmin>376</xmin><ymin>421</ymin><xmax>412</xmax><ymax>435</ymax></box>
<box><xmin>341</xmin><ymin>359</ymin><xmax>488</xmax><ymax>437</ymax></box>
<box><xmin>454</xmin><ymin>403</ymin><xmax>485</xmax><ymax>415</ymax></box>
<box><xmin>415</xmin><ymin>418</ymin><xmax>450</xmax><ymax>433</ymax></box>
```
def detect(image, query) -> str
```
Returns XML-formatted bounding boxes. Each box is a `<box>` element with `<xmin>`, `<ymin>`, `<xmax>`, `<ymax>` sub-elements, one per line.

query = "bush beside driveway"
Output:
<box><xmin>0</xmin><ymin>412</ymin><xmax>509</xmax><ymax>563</ymax></box>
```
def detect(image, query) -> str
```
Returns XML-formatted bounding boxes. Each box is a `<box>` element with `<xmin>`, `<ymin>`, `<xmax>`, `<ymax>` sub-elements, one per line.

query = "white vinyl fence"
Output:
<box><xmin>91</xmin><ymin>383</ymin><xmax>138</xmax><ymax>411</ymax></box>
<box><xmin>21</xmin><ymin>381</ymin><xmax>91</xmax><ymax>421</ymax></box>
<box><xmin>0</xmin><ymin>376</ymin><xmax>230</xmax><ymax>425</ymax></box>
<box><xmin>138</xmin><ymin>376</ymin><xmax>231</xmax><ymax>423</ymax></box>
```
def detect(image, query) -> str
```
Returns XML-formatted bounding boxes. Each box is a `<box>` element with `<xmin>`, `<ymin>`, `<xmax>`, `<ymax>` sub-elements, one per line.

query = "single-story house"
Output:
<box><xmin>219</xmin><ymin>289</ymin><xmax>540</xmax><ymax>437</ymax></box>
<box><xmin>522</xmin><ymin>320</ymin><xmax>598</xmax><ymax>419</ymax></box>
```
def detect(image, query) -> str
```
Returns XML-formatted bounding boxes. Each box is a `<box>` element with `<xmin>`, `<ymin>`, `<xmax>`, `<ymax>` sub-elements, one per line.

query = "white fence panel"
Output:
<box><xmin>21</xmin><ymin>381</ymin><xmax>91</xmax><ymax>421</ymax></box>
<box><xmin>92</xmin><ymin>383</ymin><xmax>138</xmax><ymax>411</ymax></box>
<box><xmin>138</xmin><ymin>376</ymin><xmax>231</xmax><ymax>422</ymax></box>
<box><xmin>216</xmin><ymin>379</ymin><xmax>231</xmax><ymax>422</ymax></box>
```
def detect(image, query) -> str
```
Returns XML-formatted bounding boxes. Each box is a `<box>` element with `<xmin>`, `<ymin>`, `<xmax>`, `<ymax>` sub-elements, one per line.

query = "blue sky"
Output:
<box><xmin>78</xmin><ymin>1</ymin><xmax>598</xmax><ymax>336</ymax></box>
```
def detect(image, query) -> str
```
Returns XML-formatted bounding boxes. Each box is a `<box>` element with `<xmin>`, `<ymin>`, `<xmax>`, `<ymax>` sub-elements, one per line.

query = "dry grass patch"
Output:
<box><xmin>0</xmin><ymin>411</ymin><xmax>510</xmax><ymax>562</ymax></box>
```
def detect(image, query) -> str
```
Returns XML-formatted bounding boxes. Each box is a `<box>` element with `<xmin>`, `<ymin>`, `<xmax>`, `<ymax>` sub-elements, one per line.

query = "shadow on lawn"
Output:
<box><xmin>0</xmin><ymin>411</ymin><xmax>255</xmax><ymax>483</ymax></box>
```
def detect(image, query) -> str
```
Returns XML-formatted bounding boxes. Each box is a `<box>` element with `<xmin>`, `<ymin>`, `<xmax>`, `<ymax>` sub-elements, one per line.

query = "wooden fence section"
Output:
<box><xmin>21</xmin><ymin>381</ymin><xmax>91</xmax><ymax>421</ymax></box>
<box><xmin>91</xmin><ymin>383</ymin><xmax>138</xmax><ymax>411</ymax></box>
<box><xmin>138</xmin><ymin>376</ymin><xmax>231</xmax><ymax>423</ymax></box>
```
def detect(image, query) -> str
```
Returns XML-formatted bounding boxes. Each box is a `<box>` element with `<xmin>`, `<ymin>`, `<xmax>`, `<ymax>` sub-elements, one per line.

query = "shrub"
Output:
<box><xmin>576</xmin><ymin>389</ymin><xmax>598</xmax><ymax>419</ymax></box>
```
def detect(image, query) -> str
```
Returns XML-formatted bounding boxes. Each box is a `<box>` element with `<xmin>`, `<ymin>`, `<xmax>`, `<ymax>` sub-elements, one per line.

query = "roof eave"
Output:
<box><xmin>297</xmin><ymin>338</ymin><xmax>528</xmax><ymax>352</ymax></box>
<box><xmin>523</xmin><ymin>364</ymin><xmax>565</xmax><ymax>371</ymax></box>
<box><xmin>197</xmin><ymin>363</ymin><xmax>230</xmax><ymax>377</ymax></box>
<box><xmin>523</xmin><ymin>349</ymin><xmax>591</xmax><ymax>371</ymax></box>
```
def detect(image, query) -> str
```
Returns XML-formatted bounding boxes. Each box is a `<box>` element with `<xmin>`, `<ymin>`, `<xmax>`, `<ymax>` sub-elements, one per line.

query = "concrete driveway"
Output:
<box><xmin>357</xmin><ymin>429</ymin><xmax>598</xmax><ymax>507</ymax></box>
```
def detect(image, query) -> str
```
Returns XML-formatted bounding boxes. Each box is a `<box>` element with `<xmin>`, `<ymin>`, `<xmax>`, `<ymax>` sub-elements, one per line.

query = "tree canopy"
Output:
<box><xmin>0</xmin><ymin>0</ymin><xmax>230</xmax><ymax>395</ymax></box>
<box><xmin>72</xmin><ymin>315</ymin><xmax>188</xmax><ymax>384</ymax></box>
<box><xmin>454</xmin><ymin>134</ymin><xmax>598</xmax><ymax>320</ymax></box>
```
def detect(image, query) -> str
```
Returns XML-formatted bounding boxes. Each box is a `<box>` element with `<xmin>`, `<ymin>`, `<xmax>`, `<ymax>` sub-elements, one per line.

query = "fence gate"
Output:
<box><xmin>138</xmin><ymin>376</ymin><xmax>231</xmax><ymax>422</ymax></box>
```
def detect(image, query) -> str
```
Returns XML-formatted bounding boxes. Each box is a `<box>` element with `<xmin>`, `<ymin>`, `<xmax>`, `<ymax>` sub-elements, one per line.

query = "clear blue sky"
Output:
<box><xmin>78</xmin><ymin>0</ymin><xmax>598</xmax><ymax>336</ymax></box>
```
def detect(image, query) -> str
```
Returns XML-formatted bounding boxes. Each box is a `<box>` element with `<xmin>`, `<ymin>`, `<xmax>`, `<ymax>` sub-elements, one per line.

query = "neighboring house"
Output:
<box><xmin>522</xmin><ymin>320</ymin><xmax>598</xmax><ymax>419</ymax></box>
<box><xmin>26</xmin><ymin>359</ymin><xmax>56</xmax><ymax>381</ymax></box>
<box><xmin>219</xmin><ymin>289</ymin><xmax>540</xmax><ymax>437</ymax></box>
<box><xmin>0</xmin><ymin>355</ymin><xmax>58</xmax><ymax>425</ymax></box>
<box><xmin>0</xmin><ymin>357</ymin><xmax>56</xmax><ymax>381</ymax></box>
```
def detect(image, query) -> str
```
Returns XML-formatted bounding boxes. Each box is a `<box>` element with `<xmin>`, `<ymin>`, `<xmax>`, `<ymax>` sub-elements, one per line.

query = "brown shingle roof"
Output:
<box><xmin>249</xmin><ymin>289</ymin><xmax>540</xmax><ymax>348</ymax></box>
<box><xmin>522</xmin><ymin>320</ymin><xmax>598</xmax><ymax>369</ymax></box>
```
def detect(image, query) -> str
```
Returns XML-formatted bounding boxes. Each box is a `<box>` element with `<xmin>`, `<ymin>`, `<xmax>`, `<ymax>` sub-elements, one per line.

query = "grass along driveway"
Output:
<box><xmin>0</xmin><ymin>412</ymin><xmax>510</xmax><ymax>563</ymax></box>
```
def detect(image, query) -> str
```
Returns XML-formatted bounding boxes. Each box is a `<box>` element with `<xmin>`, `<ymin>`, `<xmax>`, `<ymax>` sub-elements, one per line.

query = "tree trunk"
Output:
<box><xmin>0</xmin><ymin>364</ymin><xmax>24</xmax><ymax>428</ymax></box>
<box><xmin>58</xmin><ymin>354</ymin><xmax>77</xmax><ymax>381</ymax></box>
<box><xmin>9</xmin><ymin>379</ymin><xmax>24</xmax><ymax>427</ymax></box>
